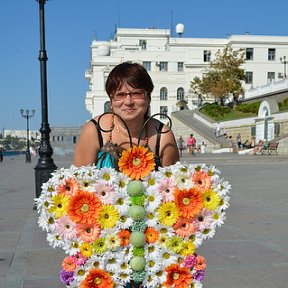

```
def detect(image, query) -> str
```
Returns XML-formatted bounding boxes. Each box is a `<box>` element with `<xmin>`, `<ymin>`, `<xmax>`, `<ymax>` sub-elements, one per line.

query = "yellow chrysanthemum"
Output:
<box><xmin>203</xmin><ymin>189</ymin><xmax>221</xmax><ymax>210</ymax></box>
<box><xmin>93</xmin><ymin>237</ymin><xmax>107</xmax><ymax>254</ymax></box>
<box><xmin>157</xmin><ymin>202</ymin><xmax>179</xmax><ymax>226</ymax></box>
<box><xmin>98</xmin><ymin>205</ymin><xmax>119</xmax><ymax>229</ymax></box>
<box><xmin>48</xmin><ymin>194</ymin><xmax>70</xmax><ymax>218</ymax></box>
<box><xmin>80</xmin><ymin>242</ymin><xmax>93</xmax><ymax>258</ymax></box>
<box><xmin>180</xmin><ymin>241</ymin><xmax>195</xmax><ymax>257</ymax></box>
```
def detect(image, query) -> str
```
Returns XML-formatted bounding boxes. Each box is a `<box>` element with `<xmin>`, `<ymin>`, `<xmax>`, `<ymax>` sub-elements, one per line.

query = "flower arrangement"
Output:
<box><xmin>36</xmin><ymin>158</ymin><xmax>231</xmax><ymax>288</ymax></box>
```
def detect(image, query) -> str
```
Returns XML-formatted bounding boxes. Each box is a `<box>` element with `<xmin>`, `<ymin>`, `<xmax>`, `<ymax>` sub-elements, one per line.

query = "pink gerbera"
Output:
<box><xmin>158</xmin><ymin>177</ymin><xmax>175</xmax><ymax>202</ymax></box>
<box><xmin>62</xmin><ymin>255</ymin><xmax>77</xmax><ymax>272</ymax></box>
<box><xmin>55</xmin><ymin>215</ymin><xmax>77</xmax><ymax>240</ymax></box>
<box><xmin>191</xmin><ymin>171</ymin><xmax>212</xmax><ymax>192</ymax></box>
<box><xmin>94</xmin><ymin>180</ymin><xmax>115</xmax><ymax>204</ymax></box>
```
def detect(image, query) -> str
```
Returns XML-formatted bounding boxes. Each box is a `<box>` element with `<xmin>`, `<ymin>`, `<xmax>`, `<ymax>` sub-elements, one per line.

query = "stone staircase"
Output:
<box><xmin>171</xmin><ymin>110</ymin><xmax>230</xmax><ymax>152</ymax></box>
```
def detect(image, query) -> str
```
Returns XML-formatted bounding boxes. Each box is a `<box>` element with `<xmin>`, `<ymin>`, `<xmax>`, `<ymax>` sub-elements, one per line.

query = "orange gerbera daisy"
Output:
<box><xmin>80</xmin><ymin>268</ymin><xmax>114</xmax><ymax>288</ymax></box>
<box><xmin>118</xmin><ymin>230</ymin><xmax>131</xmax><ymax>246</ymax></box>
<box><xmin>164</xmin><ymin>263</ymin><xmax>192</xmax><ymax>288</ymax></box>
<box><xmin>195</xmin><ymin>255</ymin><xmax>207</xmax><ymax>270</ymax></box>
<box><xmin>174</xmin><ymin>188</ymin><xmax>204</xmax><ymax>219</ymax></box>
<box><xmin>145</xmin><ymin>227</ymin><xmax>159</xmax><ymax>243</ymax></box>
<box><xmin>191</xmin><ymin>171</ymin><xmax>212</xmax><ymax>192</ymax></box>
<box><xmin>57</xmin><ymin>177</ymin><xmax>80</xmax><ymax>196</ymax></box>
<box><xmin>173</xmin><ymin>217</ymin><xmax>197</xmax><ymax>238</ymax></box>
<box><xmin>76</xmin><ymin>223</ymin><xmax>101</xmax><ymax>243</ymax></box>
<box><xmin>67</xmin><ymin>191</ymin><xmax>101</xmax><ymax>224</ymax></box>
<box><xmin>118</xmin><ymin>146</ymin><xmax>155</xmax><ymax>180</ymax></box>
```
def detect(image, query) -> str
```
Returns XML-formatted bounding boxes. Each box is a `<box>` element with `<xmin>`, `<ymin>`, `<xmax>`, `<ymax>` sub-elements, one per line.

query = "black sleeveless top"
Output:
<box><xmin>90</xmin><ymin>119</ymin><xmax>163</xmax><ymax>171</ymax></box>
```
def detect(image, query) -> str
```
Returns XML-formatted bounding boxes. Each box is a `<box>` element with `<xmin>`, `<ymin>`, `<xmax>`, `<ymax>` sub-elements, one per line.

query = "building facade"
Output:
<box><xmin>85</xmin><ymin>27</ymin><xmax>288</xmax><ymax>120</ymax></box>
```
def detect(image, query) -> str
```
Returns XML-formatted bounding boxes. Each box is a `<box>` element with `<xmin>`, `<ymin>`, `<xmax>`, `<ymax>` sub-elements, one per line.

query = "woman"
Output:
<box><xmin>74</xmin><ymin>62</ymin><xmax>179</xmax><ymax>168</ymax></box>
<box><xmin>74</xmin><ymin>63</ymin><xmax>179</xmax><ymax>287</ymax></box>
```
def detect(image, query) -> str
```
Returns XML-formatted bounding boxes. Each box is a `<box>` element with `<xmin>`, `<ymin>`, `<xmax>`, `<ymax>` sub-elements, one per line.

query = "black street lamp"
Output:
<box><xmin>20</xmin><ymin>109</ymin><xmax>35</xmax><ymax>163</ymax></box>
<box><xmin>280</xmin><ymin>56</ymin><xmax>287</xmax><ymax>78</ymax></box>
<box><xmin>34</xmin><ymin>0</ymin><xmax>57</xmax><ymax>206</ymax></box>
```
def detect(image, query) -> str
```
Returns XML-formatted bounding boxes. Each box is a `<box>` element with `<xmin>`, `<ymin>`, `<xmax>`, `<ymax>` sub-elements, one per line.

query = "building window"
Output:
<box><xmin>177</xmin><ymin>87</ymin><xmax>185</xmax><ymax>100</ymax></box>
<box><xmin>268</xmin><ymin>48</ymin><xmax>276</xmax><ymax>61</ymax></box>
<box><xmin>246</xmin><ymin>48</ymin><xmax>254</xmax><ymax>60</ymax></box>
<box><xmin>159</xmin><ymin>62</ymin><xmax>168</xmax><ymax>71</ymax></box>
<box><xmin>160</xmin><ymin>87</ymin><xmax>168</xmax><ymax>100</ymax></box>
<box><xmin>267</xmin><ymin>72</ymin><xmax>275</xmax><ymax>83</ymax></box>
<box><xmin>245</xmin><ymin>71</ymin><xmax>253</xmax><ymax>84</ymax></box>
<box><xmin>178</xmin><ymin>62</ymin><xmax>184</xmax><ymax>72</ymax></box>
<box><xmin>274</xmin><ymin>123</ymin><xmax>280</xmax><ymax>137</ymax></box>
<box><xmin>143</xmin><ymin>61</ymin><xmax>151</xmax><ymax>71</ymax></box>
<box><xmin>160</xmin><ymin>106</ymin><xmax>168</xmax><ymax>118</ymax></box>
<box><xmin>73</xmin><ymin>136</ymin><xmax>77</xmax><ymax>144</ymax></box>
<box><xmin>203</xmin><ymin>50</ymin><xmax>211</xmax><ymax>62</ymax></box>
<box><xmin>139</xmin><ymin>40</ymin><xmax>146</xmax><ymax>50</ymax></box>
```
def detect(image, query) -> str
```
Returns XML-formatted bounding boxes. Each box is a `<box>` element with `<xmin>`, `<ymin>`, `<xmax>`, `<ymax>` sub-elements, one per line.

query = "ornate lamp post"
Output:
<box><xmin>20</xmin><ymin>109</ymin><xmax>35</xmax><ymax>163</ymax></box>
<box><xmin>280</xmin><ymin>56</ymin><xmax>287</xmax><ymax>78</ymax></box>
<box><xmin>34</xmin><ymin>0</ymin><xmax>57</xmax><ymax>205</ymax></box>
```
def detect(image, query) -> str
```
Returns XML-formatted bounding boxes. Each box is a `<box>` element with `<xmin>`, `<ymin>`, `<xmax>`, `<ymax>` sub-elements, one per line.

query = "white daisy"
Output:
<box><xmin>145</xmin><ymin>186</ymin><xmax>163</xmax><ymax>211</ymax></box>
<box><xmin>114</xmin><ymin>189</ymin><xmax>130</xmax><ymax>214</ymax></box>
<box><xmin>145</xmin><ymin>211</ymin><xmax>158</xmax><ymax>227</ymax></box>
<box><xmin>145</xmin><ymin>244</ymin><xmax>161</xmax><ymax>260</ymax></box>
<box><xmin>143</xmin><ymin>271</ymin><xmax>161</xmax><ymax>288</ymax></box>
<box><xmin>191</xmin><ymin>233</ymin><xmax>204</xmax><ymax>248</ymax></box>
<box><xmin>159</xmin><ymin>248</ymin><xmax>178</xmax><ymax>267</ymax></box>
<box><xmin>117</xmin><ymin>214</ymin><xmax>133</xmax><ymax>230</ymax></box>
<box><xmin>105</xmin><ymin>254</ymin><xmax>120</xmax><ymax>272</ymax></box>
<box><xmin>46</xmin><ymin>232</ymin><xmax>64</xmax><ymax>249</ymax></box>
<box><xmin>97</xmin><ymin>167</ymin><xmax>118</xmax><ymax>185</ymax></box>
<box><xmin>212</xmin><ymin>211</ymin><xmax>226</xmax><ymax>227</ymax></box>
<box><xmin>220</xmin><ymin>195</ymin><xmax>230</xmax><ymax>210</ymax></box>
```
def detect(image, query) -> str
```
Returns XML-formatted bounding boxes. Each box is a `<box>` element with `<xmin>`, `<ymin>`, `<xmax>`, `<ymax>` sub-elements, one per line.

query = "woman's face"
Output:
<box><xmin>110</xmin><ymin>82</ymin><xmax>150</xmax><ymax>123</ymax></box>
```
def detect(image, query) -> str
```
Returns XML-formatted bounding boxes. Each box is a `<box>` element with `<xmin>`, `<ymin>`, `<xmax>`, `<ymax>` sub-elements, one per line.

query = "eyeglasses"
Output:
<box><xmin>112</xmin><ymin>90</ymin><xmax>146</xmax><ymax>101</ymax></box>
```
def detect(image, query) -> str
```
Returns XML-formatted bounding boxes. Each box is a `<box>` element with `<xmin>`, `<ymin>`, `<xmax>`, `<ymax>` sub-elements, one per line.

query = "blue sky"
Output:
<box><xmin>1</xmin><ymin>0</ymin><xmax>288</xmax><ymax>130</ymax></box>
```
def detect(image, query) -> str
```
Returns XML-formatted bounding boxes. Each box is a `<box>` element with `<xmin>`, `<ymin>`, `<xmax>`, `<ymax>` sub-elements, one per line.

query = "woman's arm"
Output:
<box><xmin>73</xmin><ymin>121</ymin><xmax>100</xmax><ymax>167</ymax></box>
<box><xmin>159</xmin><ymin>126</ymin><xmax>180</xmax><ymax>167</ymax></box>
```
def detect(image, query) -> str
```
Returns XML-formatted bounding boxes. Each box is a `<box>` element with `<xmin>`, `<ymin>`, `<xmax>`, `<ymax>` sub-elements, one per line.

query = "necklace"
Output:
<box><xmin>109</xmin><ymin>116</ymin><xmax>149</xmax><ymax>147</ymax></box>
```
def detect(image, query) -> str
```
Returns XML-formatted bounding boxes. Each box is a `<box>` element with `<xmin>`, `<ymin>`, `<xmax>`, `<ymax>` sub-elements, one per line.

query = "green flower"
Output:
<box><xmin>130</xmin><ymin>195</ymin><xmax>145</xmax><ymax>206</ymax></box>
<box><xmin>93</xmin><ymin>237</ymin><xmax>107</xmax><ymax>254</ymax></box>
<box><xmin>133</xmin><ymin>246</ymin><xmax>145</xmax><ymax>257</ymax></box>
<box><xmin>167</xmin><ymin>236</ymin><xmax>184</xmax><ymax>253</ymax></box>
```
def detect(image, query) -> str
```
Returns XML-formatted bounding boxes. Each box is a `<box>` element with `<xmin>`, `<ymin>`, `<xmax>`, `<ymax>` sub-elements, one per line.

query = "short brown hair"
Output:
<box><xmin>106</xmin><ymin>62</ymin><xmax>154</xmax><ymax>100</ymax></box>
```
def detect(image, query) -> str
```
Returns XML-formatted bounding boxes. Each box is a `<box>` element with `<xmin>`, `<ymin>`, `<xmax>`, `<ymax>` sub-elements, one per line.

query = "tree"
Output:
<box><xmin>190</xmin><ymin>46</ymin><xmax>246</xmax><ymax>106</ymax></box>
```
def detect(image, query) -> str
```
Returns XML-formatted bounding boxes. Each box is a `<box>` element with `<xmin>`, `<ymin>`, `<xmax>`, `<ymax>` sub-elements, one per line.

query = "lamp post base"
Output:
<box><xmin>34</xmin><ymin>159</ymin><xmax>57</xmax><ymax>209</ymax></box>
<box><xmin>26</xmin><ymin>150</ymin><xmax>32</xmax><ymax>163</ymax></box>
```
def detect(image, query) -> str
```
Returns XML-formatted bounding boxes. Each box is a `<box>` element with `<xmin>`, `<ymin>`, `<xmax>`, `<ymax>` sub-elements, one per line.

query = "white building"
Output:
<box><xmin>85</xmin><ymin>27</ymin><xmax>288</xmax><ymax>120</ymax></box>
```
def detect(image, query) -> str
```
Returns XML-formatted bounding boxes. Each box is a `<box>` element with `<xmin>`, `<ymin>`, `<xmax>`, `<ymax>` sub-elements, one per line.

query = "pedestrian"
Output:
<box><xmin>187</xmin><ymin>134</ymin><xmax>196</xmax><ymax>155</ymax></box>
<box><xmin>177</xmin><ymin>135</ymin><xmax>185</xmax><ymax>157</ymax></box>
<box><xmin>200</xmin><ymin>141</ymin><xmax>206</xmax><ymax>154</ymax></box>
<box><xmin>236</xmin><ymin>133</ymin><xmax>242</xmax><ymax>149</ymax></box>
<box><xmin>0</xmin><ymin>147</ymin><xmax>3</xmax><ymax>162</ymax></box>
<box><xmin>215</xmin><ymin>122</ymin><xmax>221</xmax><ymax>137</ymax></box>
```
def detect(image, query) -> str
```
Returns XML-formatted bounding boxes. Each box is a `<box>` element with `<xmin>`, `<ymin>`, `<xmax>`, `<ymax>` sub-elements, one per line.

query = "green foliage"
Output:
<box><xmin>235</xmin><ymin>102</ymin><xmax>261</xmax><ymax>114</ymax></box>
<box><xmin>278</xmin><ymin>97</ymin><xmax>288</xmax><ymax>111</ymax></box>
<box><xmin>200</xmin><ymin>102</ymin><xmax>259</xmax><ymax>121</ymax></box>
<box><xmin>190</xmin><ymin>46</ymin><xmax>246</xmax><ymax>105</ymax></box>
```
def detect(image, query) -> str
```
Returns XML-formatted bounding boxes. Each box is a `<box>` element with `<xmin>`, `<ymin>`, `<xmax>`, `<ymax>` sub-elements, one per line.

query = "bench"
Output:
<box><xmin>261</xmin><ymin>141</ymin><xmax>279</xmax><ymax>155</ymax></box>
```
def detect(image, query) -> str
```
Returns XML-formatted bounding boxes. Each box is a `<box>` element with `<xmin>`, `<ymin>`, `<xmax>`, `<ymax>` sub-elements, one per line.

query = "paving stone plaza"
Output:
<box><xmin>0</xmin><ymin>153</ymin><xmax>287</xmax><ymax>288</ymax></box>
